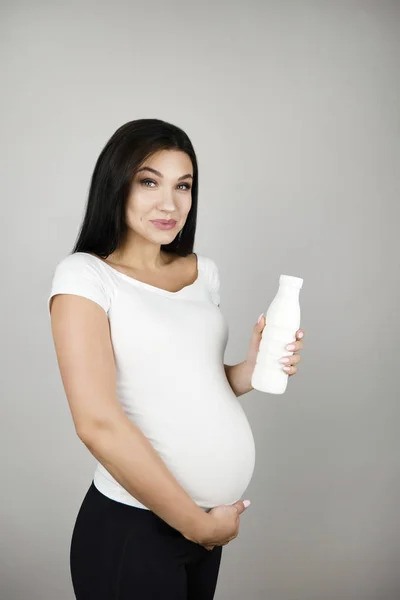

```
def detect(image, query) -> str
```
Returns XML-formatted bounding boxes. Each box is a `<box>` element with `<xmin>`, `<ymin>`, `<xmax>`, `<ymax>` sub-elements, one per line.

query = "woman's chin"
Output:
<box><xmin>147</xmin><ymin>230</ymin><xmax>179</xmax><ymax>245</ymax></box>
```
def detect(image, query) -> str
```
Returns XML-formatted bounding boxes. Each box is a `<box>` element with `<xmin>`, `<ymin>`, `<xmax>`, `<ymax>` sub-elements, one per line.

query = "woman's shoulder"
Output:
<box><xmin>196</xmin><ymin>253</ymin><xmax>219</xmax><ymax>278</ymax></box>
<box><xmin>52</xmin><ymin>251</ymin><xmax>103</xmax><ymax>272</ymax></box>
<box><xmin>48</xmin><ymin>252</ymin><xmax>111</xmax><ymax>316</ymax></box>
<box><xmin>195</xmin><ymin>253</ymin><xmax>221</xmax><ymax>306</ymax></box>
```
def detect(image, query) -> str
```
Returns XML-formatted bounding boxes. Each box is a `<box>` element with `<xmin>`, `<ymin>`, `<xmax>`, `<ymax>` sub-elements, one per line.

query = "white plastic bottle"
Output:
<box><xmin>251</xmin><ymin>275</ymin><xmax>304</xmax><ymax>394</ymax></box>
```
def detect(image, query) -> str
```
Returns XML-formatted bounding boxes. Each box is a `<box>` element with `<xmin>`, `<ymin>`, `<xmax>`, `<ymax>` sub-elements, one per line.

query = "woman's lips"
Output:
<box><xmin>150</xmin><ymin>220</ymin><xmax>177</xmax><ymax>230</ymax></box>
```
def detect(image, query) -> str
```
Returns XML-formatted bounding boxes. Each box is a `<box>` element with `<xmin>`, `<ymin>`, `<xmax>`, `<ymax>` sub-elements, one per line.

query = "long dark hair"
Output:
<box><xmin>72</xmin><ymin>119</ymin><xmax>198</xmax><ymax>258</ymax></box>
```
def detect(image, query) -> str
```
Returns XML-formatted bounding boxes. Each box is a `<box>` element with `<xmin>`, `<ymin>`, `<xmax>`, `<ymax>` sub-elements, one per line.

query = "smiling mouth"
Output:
<box><xmin>152</xmin><ymin>220</ymin><xmax>176</xmax><ymax>225</ymax></box>
<box><xmin>150</xmin><ymin>220</ymin><xmax>177</xmax><ymax>230</ymax></box>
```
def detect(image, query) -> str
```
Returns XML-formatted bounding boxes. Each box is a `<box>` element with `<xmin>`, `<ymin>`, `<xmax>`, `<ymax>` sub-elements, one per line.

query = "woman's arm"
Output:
<box><xmin>49</xmin><ymin>294</ymin><xmax>211</xmax><ymax>543</ymax></box>
<box><xmin>223</xmin><ymin>315</ymin><xmax>305</xmax><ymax>396</ymax></box>
<box><xmin>224</xmin><ymin>362</ymin><xmax>254</xmax><ymax>397</ymax></box>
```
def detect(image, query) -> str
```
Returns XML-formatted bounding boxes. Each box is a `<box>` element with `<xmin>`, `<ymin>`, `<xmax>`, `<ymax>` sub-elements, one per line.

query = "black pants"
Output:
<box><xmin>70</xmin><ymin>481</ymin><xmax>223</xmax><ymax>599</ymax></box>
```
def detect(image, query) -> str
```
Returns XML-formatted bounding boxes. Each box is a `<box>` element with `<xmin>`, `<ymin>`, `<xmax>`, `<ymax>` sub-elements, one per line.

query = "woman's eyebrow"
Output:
<box><xmin>137</xmin><ymin>167</ymin><xmax>193</xmax><ymax>181</ymax></box>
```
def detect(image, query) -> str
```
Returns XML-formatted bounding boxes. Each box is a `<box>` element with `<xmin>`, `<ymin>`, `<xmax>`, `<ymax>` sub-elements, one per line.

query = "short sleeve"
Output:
<box><xmin>198</xmin><ymin>255</ymin><xmax>221</xmax><ymax>306</ymax></box>
<box><xmin>209</xmin><ymin>259</ymin><xmax>221</xmax><ymax>307</ymax></box>
<box><xmin>47</xmin><ymin>253</ymin><xmax>110</xmax><ymax>316</ymax></box>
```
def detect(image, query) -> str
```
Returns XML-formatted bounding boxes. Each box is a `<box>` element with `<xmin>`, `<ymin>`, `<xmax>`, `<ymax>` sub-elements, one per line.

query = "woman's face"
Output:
<box><xmin>125</xmin><ymin>149</ymin><xmax>193</xmax><ymax>246</ymax></box>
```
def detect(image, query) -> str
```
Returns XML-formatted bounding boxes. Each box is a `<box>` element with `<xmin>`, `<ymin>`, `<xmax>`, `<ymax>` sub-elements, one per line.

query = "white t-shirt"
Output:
<box><xmin>48</xmin><ymin>252</ymin><xmax>255</xmax><ymax>509</ymax></box>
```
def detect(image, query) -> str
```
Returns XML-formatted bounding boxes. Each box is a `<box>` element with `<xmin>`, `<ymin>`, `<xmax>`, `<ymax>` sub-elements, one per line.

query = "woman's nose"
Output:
<box><xmin>157</xmin><ymin>191</ymin><xmax>176</xmax><ymax>212</ymax></box>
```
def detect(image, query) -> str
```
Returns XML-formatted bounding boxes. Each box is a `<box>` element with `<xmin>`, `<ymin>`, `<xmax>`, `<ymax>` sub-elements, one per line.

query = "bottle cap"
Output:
<box><xmin>279</xmin><ymin>275</ymin><xmax>304</xmax><ymax>289</ymax></box>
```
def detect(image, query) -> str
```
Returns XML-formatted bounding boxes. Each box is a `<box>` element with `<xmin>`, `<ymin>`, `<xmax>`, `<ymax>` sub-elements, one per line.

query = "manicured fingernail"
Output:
<box><xmin>243</xmin><ymin>500</ymin><xmax>251</xmax><ymax>508</ymax></box>
<box><xmin>287</xmin><ymin>344</ymin><xmax>295</xmax><ymax>351</ymax></box>
<box><xmin>283</xmin><ymin>367</ymin><xmax>291</xmax><ymax>372</ymax></box>
<box><xmin>298</xmin><ymin>332</ymin><xmax>304</xmax><ymax>339</ymax></box>
<box><xmin>258</xmin><ymin>313</ymin><xmax>264</xmax><ymax>323</ymax></box>
<box><xmin>280</xmin><ymin>357</ymin><xmax>290</xmax><ymax>364</ymax></box>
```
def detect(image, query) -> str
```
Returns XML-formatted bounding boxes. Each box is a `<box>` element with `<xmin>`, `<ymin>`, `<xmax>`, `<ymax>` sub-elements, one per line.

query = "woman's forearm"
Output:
<box><xmin>79</xmin><ymin>415</ymin><xmax>209</xmax><ymax>542</ymax></box>
<box><xmin>224</xmin><ymin>361</ymin><xmax>254</xmax><ymax>397</ymax></box>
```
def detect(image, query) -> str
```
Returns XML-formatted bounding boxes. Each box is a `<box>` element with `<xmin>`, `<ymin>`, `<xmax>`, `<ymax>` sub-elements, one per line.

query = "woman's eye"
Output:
<box><xmin>141</xmin><ymin>179</ymin><xmax>157</xmax><ymax>187</ymax></box>
<box><xmin>140</xmin><ymin>179</ymin><xmax>191</xmax><ymax>191</ymax></box>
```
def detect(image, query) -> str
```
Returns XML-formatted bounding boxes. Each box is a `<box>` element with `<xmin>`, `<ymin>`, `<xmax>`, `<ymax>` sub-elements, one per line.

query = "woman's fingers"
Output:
<box><xmin>279</xmin><ymin>354</ymin><xmax>301</xmax><ymax>366</ymax></box>
<box><xmin>231</xmin><ymin>499</ymin><xmax>251</xmax><ymax>515</ymax></box>
<box><xmin>280</xmin><ymin>330</ymin><xmax>305</xmax><ymax>377</ymax></box>
<box><xmin>286</xmin><ymin>339</ymin><xmax>304</xmax><ymax>352</ymax></box>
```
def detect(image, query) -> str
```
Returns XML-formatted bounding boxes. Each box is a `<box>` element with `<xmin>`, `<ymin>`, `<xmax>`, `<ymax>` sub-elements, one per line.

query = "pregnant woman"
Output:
<box><xmin>48</xmin><ymin>118</ymin><xmax>304</xmax><ymax>599</ymax></box>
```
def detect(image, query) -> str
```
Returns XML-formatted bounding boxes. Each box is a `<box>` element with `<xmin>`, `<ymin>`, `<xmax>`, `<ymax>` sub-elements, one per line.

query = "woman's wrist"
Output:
<box><xmin>182</xmin><ymin>509</ymin><xmax>213</xmax><ymax>544</ymax></box>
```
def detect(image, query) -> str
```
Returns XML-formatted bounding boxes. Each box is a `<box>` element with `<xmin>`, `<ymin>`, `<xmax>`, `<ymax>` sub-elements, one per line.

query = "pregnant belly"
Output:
<box><xmin>141</xmin><ymin>396</ymin><xmax>256</xmax><ymax>509</ymax></box>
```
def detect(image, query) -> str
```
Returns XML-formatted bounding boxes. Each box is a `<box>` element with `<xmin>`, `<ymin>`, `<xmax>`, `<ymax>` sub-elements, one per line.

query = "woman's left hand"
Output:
<box><xmin>246</xmin><ymin>314</ymin><xmax>305</xmax><ymax>377</ymax></box>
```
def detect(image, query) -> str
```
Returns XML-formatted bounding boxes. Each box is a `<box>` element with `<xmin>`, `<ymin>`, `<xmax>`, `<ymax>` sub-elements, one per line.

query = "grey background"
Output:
<box><xmin>1</xmin><ymin>1</ymin><xmax>399</xmax><ymax>599</ymax></box>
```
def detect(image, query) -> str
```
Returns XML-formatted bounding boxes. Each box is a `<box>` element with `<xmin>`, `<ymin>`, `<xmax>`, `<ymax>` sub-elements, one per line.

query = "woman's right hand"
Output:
<box><xmin>187</xmin><ymin>499</ymin><xmax>251</xmax><ymax>550</ymax></box>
